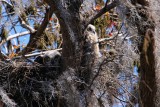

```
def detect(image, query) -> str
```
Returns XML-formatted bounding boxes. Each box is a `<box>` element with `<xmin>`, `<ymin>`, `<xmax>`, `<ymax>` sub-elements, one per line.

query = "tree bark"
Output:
<box><xmin>124</xmin><ymin>0</ymin><xmax>158</xmax><ymax>106</ymax></box>
<box><xmin>150</xmin><ymin>1</ymin><xmax>160</xmax><ymax>106</ymax></box>
<box><xmin>139</xmin><ymin>29</ymin><xmax>156</xmax><ymax>107</ymax></box>
<box><xmin>44</xmin><ymin>0</ymin><xmax>118</xmax><ymax>107</ymax></box>
<box><xmin>53</xmin><ymin>0</ymin><xmax>83</xmax><ymax>69</ymax></box>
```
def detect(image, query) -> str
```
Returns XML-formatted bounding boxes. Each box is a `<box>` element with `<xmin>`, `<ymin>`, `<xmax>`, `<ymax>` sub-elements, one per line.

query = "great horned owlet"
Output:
<box><xmin>84</xmin><ymin>24</ymin><xmax>101</xmax><ymax>58</ymax></box>
<box><xmin>35</xmin><ymin>50</ymin><xmax>63</xmax><ymax>72</ymax></box>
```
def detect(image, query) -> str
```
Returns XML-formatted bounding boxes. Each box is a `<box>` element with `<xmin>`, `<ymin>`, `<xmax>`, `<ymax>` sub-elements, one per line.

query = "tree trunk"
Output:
<box><xmin>137</xmin><ymin>0</ymin><xmax>160</xmax><ymax>107</ymax></box>
<box><xmin>150</xmin><ymin>1</ymin><xmax>160</xmax><ymax>106</ymax></box>
<box><xmin>51</xmin><ymin>1</ymin><xmax>106</xmax><ymax>107</ymax></box>
<box><xmin>53</xmin><ymin>0</ymin><xmax>83</xmax><ymax>69</ymax></box>
<box><xmin>139</xmin><ymin>29</ymin><xmax>156</xmax><ymax>107</ymax></box>
<box><xmin>42</xmin><ymin>0</ymin><xmax>119</xmax><ymax>106</ymax></box>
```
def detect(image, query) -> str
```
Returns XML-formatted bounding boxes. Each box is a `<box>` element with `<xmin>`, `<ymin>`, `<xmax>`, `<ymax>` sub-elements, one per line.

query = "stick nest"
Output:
<box><xmin>0</xmin><ymin>60</ymin><xmax>60</xmax><ymax>107</ymax></box>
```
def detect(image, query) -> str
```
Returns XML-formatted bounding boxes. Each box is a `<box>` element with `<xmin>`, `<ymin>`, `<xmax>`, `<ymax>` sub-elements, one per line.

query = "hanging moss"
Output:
<box><xmin>37</xmin><ymin>36</ymin><xmax>47</xmax><ymax>49</ymax></box>
<box><xmin>33</xmin><ymin>22</ymin><xmax>58</xmax><ymax>50</ymax></box>
<box><xmin>45</xmin><ymin>31</ymin><xmax>55</xmax><ymax>45</ymax></box>
<box><xmin>25</xmin><ymin>6</ymin><xmax>37</xmax><ymax>15</ymax></box>
<box><xmin>33</xmin><ymin>30</ymin><xmax>56</xmax><ymax>50</ymax></box>
<box><xmin>34</xmin><ymin>23</ymin><xmax>40</xmax><ymax>30</ymax></box>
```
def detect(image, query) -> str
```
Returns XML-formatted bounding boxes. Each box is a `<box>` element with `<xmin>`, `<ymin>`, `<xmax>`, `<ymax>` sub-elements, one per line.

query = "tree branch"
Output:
<box><xmin>85</xmin><ymin>0</ymin><xmax>120</xmax><ymax>28</ymax></box>
<box><xmin>21</xmin><ymin>7</ymin><xmax>55</xmax><ymax>55</ymax></box>
<box><xmin>20</xmin><ymin>20</ymin><xmax>35</xmax><ymax>33</ymax></box>
<box><xmin>1</xmin><ymin>0</ymin><xmax>12</xmax><ymax>7</ymax></box>
<box><xmin>8</xmin><ymin>48</ymin><xmax>62</xmax><ymax>60</ymax></box>
<box><xmin>43</xmin><ymin>0</ymin><xmax>55</xmax><ymax>6</ymax></box>
<box><xmin>0</xmin><ymin>31</ymin><xmax>35</xmax><ymax>47</ymax></box>
<box><xmin>2</xmin><ymin>0</ymin><xmax>35</xmax><ymax>33</ymax></box>
<box><xmin>8</xmin><ymin>31</ymin><xmax>123</xmax><ymax>60</ymax></box>
<box><xmin>0</xmin><ymin>52</ymin><xmax>8</xmax><ymax>61</ymax></box>
<box><xmin>44</xmin><ymin>0</ymin><xmax>84</xmax><ymax>9</ymax></box>
<box><xmin>97</xmin><ymin>32</ymin><xmax>121</xmax><ymax>43</ymax></box>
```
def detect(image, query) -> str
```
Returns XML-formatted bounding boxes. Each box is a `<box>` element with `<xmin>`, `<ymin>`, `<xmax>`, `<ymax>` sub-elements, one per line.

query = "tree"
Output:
<box><xmin>121</xmin><ymin>0</ymin><xmax>160</xmax><ymax>106</ymax></box>
<box><xmin>0</xmin><ymin>0</ymin><xmax>159</xmax><ymax>107</ymax></box>
<box><xmin>139</xmin><ymin>0</ymin><xmax>160</xmax><ymax>107</ymax></box>
<box><xmin>0</xmin><ymin>0</ymin><xmax>121</xmax><ymax>107</ymax></box>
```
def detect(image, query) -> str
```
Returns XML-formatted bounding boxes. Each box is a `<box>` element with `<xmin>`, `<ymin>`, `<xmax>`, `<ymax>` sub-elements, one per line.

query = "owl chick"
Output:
<box><xmin>84</xmin><ymin>24</ymin><xmax>101</xmax><ymax>58</ymax></box>
<box><xmin>35</xmin><ymin>50</ymin><xmax>62</xmax><ymax>72</ymax></box>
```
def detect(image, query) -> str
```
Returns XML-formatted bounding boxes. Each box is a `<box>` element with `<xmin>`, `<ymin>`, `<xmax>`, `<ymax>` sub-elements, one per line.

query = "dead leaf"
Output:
<box><xmin>13</xmin><ymin>45</ymin><xmax>20</xmax><ymax>49</ymax></box>
<box><xmin>95</xmin><ymin>4</ymin><xmax>101</xmax><ymax>11</ymax></box>
<box><xmin>9</xmin><ymin>52</ymin><xmax>16</xmax><ymax>59</ymax></box>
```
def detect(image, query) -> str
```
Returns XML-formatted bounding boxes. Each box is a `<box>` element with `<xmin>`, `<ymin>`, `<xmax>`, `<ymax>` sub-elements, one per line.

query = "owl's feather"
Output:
<box><xmin>84</xmin><ymin>24</ymin><xmax>101</xmax><ymax>58</ymax></box>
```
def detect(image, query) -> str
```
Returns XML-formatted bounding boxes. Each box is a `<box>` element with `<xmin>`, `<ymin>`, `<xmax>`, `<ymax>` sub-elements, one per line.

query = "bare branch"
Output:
<box><xmin>7</xmin><ymin>48</ymin><xmax>62</xmax><ymax>60</ymax></box>
<box><xmin>21</xmin><ymin>7</ymin><xmax>55</xmax><ymax>55</ymax></box>
<box><xmin>30</xmin><ymin>8</ymin><xmax>54</xmax><ymax>39</ymax></box>
<box><xmin>1</xmin><ymin>0</ymin><xmax>12</xmax><ymax>7</ymax></box>
<box><xmin>0</xmin><ymin>31</ymin><xmax>35</xmax><ymax>47</ymax></box>
<box><xmin>20</xmin><ymin>20</ymin><xmax>36</xmax><ymax>33</ymax></box>
<box><xmin>2</xmin><ymin>0</ymin><xmax>35</xmax><ymax>33</ymax></box>
<box><xmin>24</xmin><ymin>48</ymin><xmax>62</xmax><ymax>57</ymax></box>
<box><xmin>86</xmin><ymin>0</ymin><xmax>120</xmax><ymax>27</ymax></box>
<box><xmin>0</xmin><ymin>52</ymin><xmax>8</xmax><ymax>61</ymax></box>
<box><xmin>97</xmin><ymin>32</ymin><xmax>122</xmax><ymax>43</ymax></box>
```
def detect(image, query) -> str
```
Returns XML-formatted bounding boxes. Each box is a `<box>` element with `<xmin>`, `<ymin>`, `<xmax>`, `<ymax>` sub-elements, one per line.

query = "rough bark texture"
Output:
<box><xmin>134</xmin><ymin>0</ymin><xmax>159</xmax><ymax>107</ymax></box>
<box><xmin>150</xmin><ymin>0</ymin><xmax>160</xmax><ymax>106</ymax></box>
<box><xmin>125</xmin><ymin>0</ymin><xmax>157</xmax><ymax>106</ymax></box>
<box><xmin>48</xmin><ymin>1</ymin><xmax>117</xmax><ymax>107</ymax></box>
<box><xmin>52</xmin><ymin>1</ymin><xmax>104</xmax><ymax>106</ymax></box>
<box><xmin>53</xmin><ymin>0</ymin><xmax>83</xmax><ymax>68</ymax></box>
<box><xmin>140</xmin><ymin>29</ymin><xmax>156</xmax><ymax>107</ymax></box>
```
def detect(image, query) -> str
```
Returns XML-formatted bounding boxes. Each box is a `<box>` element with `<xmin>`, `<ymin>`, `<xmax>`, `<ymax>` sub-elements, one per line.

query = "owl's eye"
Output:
<box><xmin>44</xmin><ymin>56</ymin><xmax>51</xmax><ymax>64</ymax></box>
<box><xmin>87</xmin><ymin>27</ymin><xmax>92</xmax><ymax>31</ymax></box>
<box><xmin>87</xmin><ymin>27</ymin><xmax>95</xmax><ymax>34</ymax></box>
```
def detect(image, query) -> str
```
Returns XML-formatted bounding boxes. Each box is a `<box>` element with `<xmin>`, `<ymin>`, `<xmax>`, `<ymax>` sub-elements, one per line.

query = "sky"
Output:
<box><xmin>1</xmin><ymin>0</ymin><xmax>111</xmax><ymax>54</ymax></box>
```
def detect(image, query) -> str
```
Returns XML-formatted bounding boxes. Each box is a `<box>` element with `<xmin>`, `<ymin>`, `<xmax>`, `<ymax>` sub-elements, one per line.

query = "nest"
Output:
<box><xmin>0</xmin><ymin>57</ymin><xmax>118</xmax><ymax>107</ymax></box>
<box><xmin>0</xmin><ymin>60</ymin><xmax>62</xmax><ymax>107</ymax></box>
<box><xmin>0</xmin><ymin>50</ymin><xmax>138</xmax><ymax>107</ymax></box>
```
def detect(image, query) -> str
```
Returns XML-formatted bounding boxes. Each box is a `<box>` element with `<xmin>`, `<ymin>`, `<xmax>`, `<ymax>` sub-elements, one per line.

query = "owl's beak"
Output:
<box><xmin>92</xmin><ymin>30</ymin><xmax>96</xmax><ymax>34</ymax></box>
